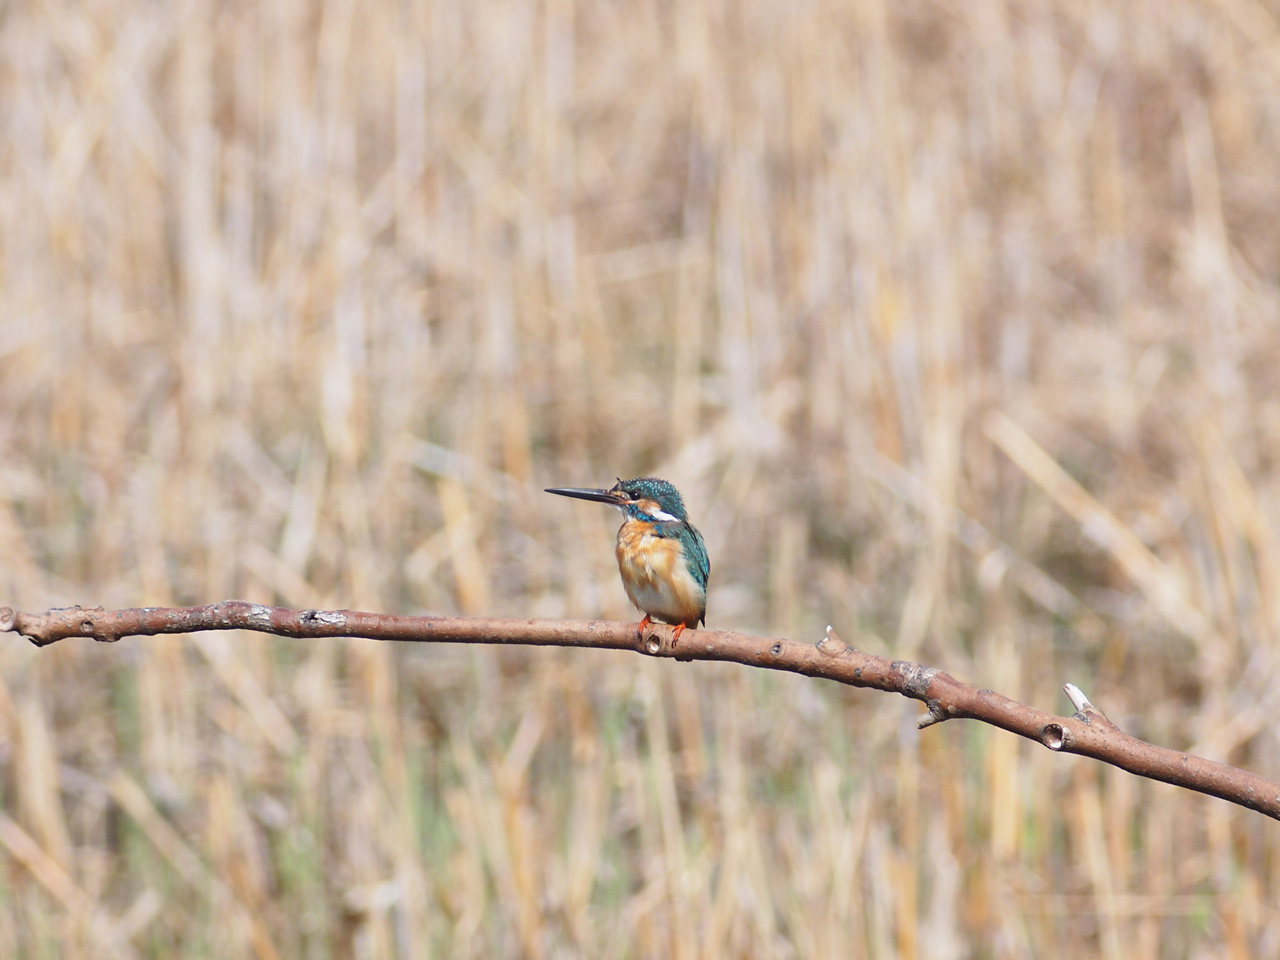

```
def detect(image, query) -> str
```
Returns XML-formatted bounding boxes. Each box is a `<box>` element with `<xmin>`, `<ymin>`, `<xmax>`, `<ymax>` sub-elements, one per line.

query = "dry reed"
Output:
<box><xmin>2</xmin><ymin>0</ymin><xmax>1279</xmax><ymax>956</ymax></box>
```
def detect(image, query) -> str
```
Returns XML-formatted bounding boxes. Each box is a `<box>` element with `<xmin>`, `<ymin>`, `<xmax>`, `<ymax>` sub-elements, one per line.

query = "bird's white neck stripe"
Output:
<box><xmin>646</xmin><ymin>507</ymin><xmax>679</xmax><ymax>522</ymax></box>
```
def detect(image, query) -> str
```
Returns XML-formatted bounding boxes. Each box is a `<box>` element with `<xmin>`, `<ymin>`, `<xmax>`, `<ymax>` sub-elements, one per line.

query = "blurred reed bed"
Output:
<box><xmin>1</xmin><ymin>0</ymin><xmax>1279</xmax><ymax>955</ymax></box>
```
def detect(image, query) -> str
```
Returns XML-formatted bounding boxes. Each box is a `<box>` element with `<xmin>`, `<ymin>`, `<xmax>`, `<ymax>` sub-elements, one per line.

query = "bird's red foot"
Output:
<box><xmin>637</xmin><ymin>614</ymin><xmax>652</xmax><ymax>635</ymax></box>
<box><xmin>671</xmin><ymin>623</ymin><xmax>687</xmax><ymax>647</ymax></box>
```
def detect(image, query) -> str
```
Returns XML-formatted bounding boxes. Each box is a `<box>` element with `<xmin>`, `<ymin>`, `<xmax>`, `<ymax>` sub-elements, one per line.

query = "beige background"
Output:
<box><xmin>2</xmin><ymin>0</ymin><xmax>1278</xmax><ymax>956</ymax></box>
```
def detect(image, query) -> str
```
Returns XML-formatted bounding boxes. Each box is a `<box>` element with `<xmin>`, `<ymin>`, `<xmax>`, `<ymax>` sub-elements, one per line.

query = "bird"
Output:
<box><xmin>546</xmin><ymin>476</ymin><xmax>709</xmax><ymax>644</ymax></box>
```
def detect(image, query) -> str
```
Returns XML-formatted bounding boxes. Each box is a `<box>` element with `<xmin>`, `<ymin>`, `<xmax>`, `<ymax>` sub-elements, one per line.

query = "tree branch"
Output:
<box><xmin>4</xmin><ymin>601</ymin><xmax>1278</xmax><ymax>821</ymax></box>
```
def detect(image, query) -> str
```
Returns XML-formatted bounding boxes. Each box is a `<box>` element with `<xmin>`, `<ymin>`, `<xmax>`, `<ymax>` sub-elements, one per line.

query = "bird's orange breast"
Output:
<box><xmin>615</xmin><ymin>521</ymin><xmax>706</xmax><ymax>627</ymax></box>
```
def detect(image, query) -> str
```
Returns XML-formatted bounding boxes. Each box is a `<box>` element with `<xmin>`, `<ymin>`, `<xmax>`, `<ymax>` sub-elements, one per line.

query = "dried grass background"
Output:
<box><xmin>2</xmin><ymin>0</ymin><xmax>1280</xmax><ymax>956</ymax></box>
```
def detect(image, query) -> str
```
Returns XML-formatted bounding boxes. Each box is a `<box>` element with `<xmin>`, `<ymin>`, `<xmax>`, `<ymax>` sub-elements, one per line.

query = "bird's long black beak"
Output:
<box><xmin>545</xmin><ymin>485</ymin><xmax>626</xmax><ymax>506</ymax></box>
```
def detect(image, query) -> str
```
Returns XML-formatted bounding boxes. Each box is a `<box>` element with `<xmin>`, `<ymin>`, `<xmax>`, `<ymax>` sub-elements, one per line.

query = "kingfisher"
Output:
<box><xmin>546</xmin><ymin>476</ymin><xmax>709</xmax><ymax>644</ymax></box>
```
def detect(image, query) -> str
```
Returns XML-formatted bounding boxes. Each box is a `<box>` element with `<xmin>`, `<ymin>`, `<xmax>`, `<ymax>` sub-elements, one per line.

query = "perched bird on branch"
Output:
<box><xmin>546</xmin><ymin>476</ymin><xmax>709</xmax><ymax>644</ymax></box>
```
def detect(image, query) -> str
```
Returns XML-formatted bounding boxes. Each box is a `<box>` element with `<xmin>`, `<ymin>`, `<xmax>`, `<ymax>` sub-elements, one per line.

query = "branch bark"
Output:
<box><xmin>4</xmin><ymin>600</ymin><xmax>1278</xmax><ymax>821</ymax></box>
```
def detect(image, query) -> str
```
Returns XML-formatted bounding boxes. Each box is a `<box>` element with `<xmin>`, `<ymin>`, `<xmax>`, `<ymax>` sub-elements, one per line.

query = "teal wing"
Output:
<box><xmin>655</xmin><ymin>521</ymin><xmax>710</xmax><ymax>625</ymax></box>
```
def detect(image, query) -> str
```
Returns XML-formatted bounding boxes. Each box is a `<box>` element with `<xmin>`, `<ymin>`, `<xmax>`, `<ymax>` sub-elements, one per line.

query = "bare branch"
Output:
<box><xmin>4</xmin><ymin>602</ymin><xmax>1278</xmax><ymax>821</ymax></box>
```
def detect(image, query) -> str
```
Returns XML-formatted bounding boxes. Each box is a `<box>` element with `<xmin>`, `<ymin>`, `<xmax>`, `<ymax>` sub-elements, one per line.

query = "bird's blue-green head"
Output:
<box><xmin>545</xmin><ymin>476</ymin><xmax>690</xmax><ymax>523</ymax></box>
